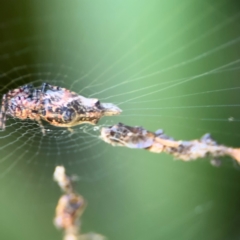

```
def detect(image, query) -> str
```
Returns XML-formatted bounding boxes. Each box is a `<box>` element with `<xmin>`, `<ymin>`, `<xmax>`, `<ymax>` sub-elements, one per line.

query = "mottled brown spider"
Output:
<box><xmin>0</xmin><ymin>83</ymin><xmax>122</xmax><ymax>134</ymax></box>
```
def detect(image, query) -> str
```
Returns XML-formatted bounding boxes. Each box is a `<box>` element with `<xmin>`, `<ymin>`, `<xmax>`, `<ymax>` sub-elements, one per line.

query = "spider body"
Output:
<box><xmin>0</xmin><ymin>83</ymin><xmax>121</xmax><ymax>134</ymax></box>
<box><xmin>40</xmin><ymin>87</ymin><xmax>105</xmax><ymax>127</ymax></box>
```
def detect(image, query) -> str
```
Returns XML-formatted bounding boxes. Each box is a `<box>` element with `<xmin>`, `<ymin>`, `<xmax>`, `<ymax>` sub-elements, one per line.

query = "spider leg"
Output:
<box><xmin>0</xmin><ymin>94</ymin><xmax>7</xmax><ymax>130</ymax></box>
<box><xmin>41</xmin><ymin>82</ymin><xmax>64</xmax><ymax>92</ymax></box>
<box><xmin>41</xmin><ymin>82</ymin><xmax>49</xmax><ymax>93</ymax></box>
<box><xmin>37</xmin><ymin>119</ymin><xmax>46</xmax><ymax>136</ymax></box>
<box><xmin>67</xmin><ymin>127</ymin><xmax>74</xmax><ymax>136</ymax></box>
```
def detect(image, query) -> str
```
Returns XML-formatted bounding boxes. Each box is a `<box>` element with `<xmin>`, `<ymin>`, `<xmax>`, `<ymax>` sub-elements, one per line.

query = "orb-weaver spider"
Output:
<box><xmin>0</xmin><ymin>83</ymin><xmax>121</xmax><ymax>134</ymax></box>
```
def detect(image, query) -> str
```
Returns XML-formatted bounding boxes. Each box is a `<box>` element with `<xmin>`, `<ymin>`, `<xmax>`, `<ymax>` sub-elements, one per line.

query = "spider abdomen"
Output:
<box><xmin>0</xmin><ymin>83</ymin><xmax>121</xmax><ymax>133</ymax></box>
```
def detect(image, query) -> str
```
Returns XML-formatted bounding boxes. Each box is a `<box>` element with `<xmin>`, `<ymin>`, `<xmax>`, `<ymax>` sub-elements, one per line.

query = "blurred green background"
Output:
<box><xmin>1</xmin><ymin>0</ymin><xmax>240</xmax><ymax>240</ymax></box>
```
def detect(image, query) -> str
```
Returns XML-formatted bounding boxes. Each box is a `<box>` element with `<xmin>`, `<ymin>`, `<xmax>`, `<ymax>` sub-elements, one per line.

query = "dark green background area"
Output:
<box><xmin>0</xmin><ymin>1</ymin><xmax>240</xmax><ymax>240</ymax></box>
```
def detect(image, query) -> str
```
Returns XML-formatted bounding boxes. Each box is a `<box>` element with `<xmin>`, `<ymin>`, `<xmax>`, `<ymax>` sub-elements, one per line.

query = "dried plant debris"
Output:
<box><xmin>101</xmin><ymin>123</ymin><xmax>240</xmax><ymax>163</ymax></box>
<box><xmin>78</xmin><ymin>234</ymin><xmax>107</xmax><ymax>240</ymax></box>
<box><xmin>54</xmin><ymin>166</ymin><xmax>74</xmax><ymax>193</ymax></box>
<box><xmin>54</xmin><ymin>193</ymin><xmax>86</xmax><ymax>235</ymax></box>
<box><xmin>0</xmin><ymin>83</ymin><xmax>121</xmax><ymax>134</ymax></box>
<box><xmin>53</xmin><ymin>166</ymin><xmax>106</xmax><ymax>240</ymax></box>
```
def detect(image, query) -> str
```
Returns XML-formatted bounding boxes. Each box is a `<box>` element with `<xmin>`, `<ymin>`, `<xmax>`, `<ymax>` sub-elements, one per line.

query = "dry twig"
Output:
<box><xmin>53</xmin><ymin>166</ymin><xmax>106</xmax><ymax>240</ymax></box>
<box><xmin>101</xmin><ymin>123</ymin><xmax>240</xmax><ymax>163</ymax></box>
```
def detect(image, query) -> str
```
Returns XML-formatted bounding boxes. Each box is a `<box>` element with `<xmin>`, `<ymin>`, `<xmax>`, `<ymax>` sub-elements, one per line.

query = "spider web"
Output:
<box><xmin>1</xmin><ymin>1</ymin><xmax>240</xmax><ymax>240</ymax></box>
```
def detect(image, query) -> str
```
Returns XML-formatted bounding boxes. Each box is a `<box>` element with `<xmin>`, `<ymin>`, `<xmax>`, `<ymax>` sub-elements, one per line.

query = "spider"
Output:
<box><xmin>0</xmin><ymin>83</ymin><xmax>122</xmax><ymax>134</ymax></box>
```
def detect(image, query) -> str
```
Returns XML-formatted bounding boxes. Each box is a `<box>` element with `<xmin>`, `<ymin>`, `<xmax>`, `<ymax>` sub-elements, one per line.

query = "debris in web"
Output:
<box><xmin>53</xmin><ymin>166</ymin><xmax>107</xmax><ymax>240</ymax></box>
<box><xmin>100</xmin><ymin>123</ymin><xmax>240</xmax><ymax>164</ymax></box>
<box><xmin>0</xmin><ymin>83</ymin><xmax>122</xmax><ymax>135</ymax></box>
